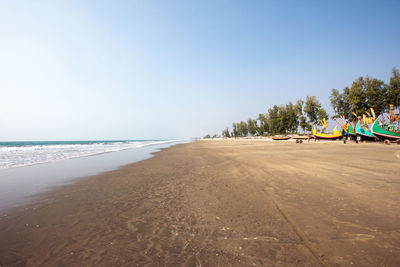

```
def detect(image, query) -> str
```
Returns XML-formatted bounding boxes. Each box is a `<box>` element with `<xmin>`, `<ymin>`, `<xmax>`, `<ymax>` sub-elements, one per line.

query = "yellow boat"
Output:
<box><xmin>312</xmin><ymin>126</ymin><xmax>342</xmax><ymax>140</ymax></box>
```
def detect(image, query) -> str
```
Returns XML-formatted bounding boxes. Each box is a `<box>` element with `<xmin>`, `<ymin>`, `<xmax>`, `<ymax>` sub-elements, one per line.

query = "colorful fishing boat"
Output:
<box><xmin>371</xmin><ymin>106</ymin><xmax>400</xmax><ymax>141</ymax></box>
<box><xmin>354</xmin><ymin>108</ymin><xmax>377</xmax><ymax>141</ymax></box>
<box><xmin>348</xmin><ymin>122</ymin><xmax>357</xmax><ymax>139</ymax></box>
<box><xmin>355</xmin><ymin>121</ymin><xmax>376</xmax><ymax>140</ymax></box>
<box><xmin>312</xmin><ymin>126</ymin><xmax>342</xmax><ymax>140</ymax></box>
<box><xmin>347</xmin><ymin>112</ymin><xmax>359</xmax><ymax>139</ymax></box>
<box><xmin>372</xmin><ymin>120</ymin><xmax>400</xmax><ymax>141</ymax></box>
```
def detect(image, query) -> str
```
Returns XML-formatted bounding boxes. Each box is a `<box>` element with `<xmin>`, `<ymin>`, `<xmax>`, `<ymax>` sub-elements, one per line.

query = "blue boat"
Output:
<box><xmin>355</xmin><ymin>121</ymin><xmax>376</xmax><ymax>141</ymax></box>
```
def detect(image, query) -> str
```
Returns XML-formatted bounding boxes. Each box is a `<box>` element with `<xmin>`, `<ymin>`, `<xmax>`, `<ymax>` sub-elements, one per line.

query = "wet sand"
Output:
<box><xmin>0</xmin><ymin>140</ymin><xmax>399</xmax><ymax>266</ymax></box>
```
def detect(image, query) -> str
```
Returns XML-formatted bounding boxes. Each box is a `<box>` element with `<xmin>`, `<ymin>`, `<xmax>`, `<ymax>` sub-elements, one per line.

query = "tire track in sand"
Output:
<box><xmin>271</xmin><ymin>198</ymin><xmax>327</xmax><ymax>267</ymax></box>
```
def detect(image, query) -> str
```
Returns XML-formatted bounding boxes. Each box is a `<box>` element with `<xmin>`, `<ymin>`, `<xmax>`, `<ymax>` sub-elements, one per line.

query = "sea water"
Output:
<box><xmin>0</xmin><ymin>140</ymin><xmax>178</xmax><ymax>169</ymax></box>
<box><xmin>0</xmin><ymin>140</ymin><xmax>188</xmax><ymax>211</ymax></box>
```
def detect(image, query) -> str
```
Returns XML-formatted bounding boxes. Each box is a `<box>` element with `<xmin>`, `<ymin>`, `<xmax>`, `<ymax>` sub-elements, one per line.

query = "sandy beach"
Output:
<box><xmin>0</xmin><ymin>140</ymin><xmax>399</xmax><ymax>266</ymax></box>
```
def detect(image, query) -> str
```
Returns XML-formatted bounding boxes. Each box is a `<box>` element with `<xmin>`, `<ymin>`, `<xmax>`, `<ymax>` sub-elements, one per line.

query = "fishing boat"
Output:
<box><xmin>371</xmin><ymin>119</ymin><xmax>400</xmax><ymax>140</ymax></box>
<box><xmin>312</xmin><ymin>126</ymin><xmax>342</xmax><ymax>140</ymax></box>
<box><xmin>355</xmin><ymin>121</ymin><xmax>376</xmax><ymax>141</ymax></box>
<box><xmin>312</xmin><ymin>118</ymin><xmax>342</xmax><ymax>140</ymax></box>
<box><xmin>272</xmin><ymin>136</ymin><xmax>291</xmax><ymax>140</ymax></box>
<box><xmin>347</xmin><ymin>113</ymin><xmax>359</xmax><ymax>139</ymax></box>
<box><xmin>353</xmin><ymin>108</ymin><xmax>377</xmax><ymax>141</ymax></box>
<box><xmin>348</xmin><ymin>123</ymin><xmax>357</xmax><ymax>139</ymax></box>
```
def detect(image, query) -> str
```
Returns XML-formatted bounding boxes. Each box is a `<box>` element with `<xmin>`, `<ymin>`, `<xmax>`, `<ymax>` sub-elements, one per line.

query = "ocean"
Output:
<box><xmin>0</xmin><ymin>140</ymin><xmax>178</xmax><ymax>170</ymax></box>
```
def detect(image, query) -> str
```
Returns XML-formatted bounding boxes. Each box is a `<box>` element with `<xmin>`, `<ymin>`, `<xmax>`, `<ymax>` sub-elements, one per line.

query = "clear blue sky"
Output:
<box><xmin>1</xmin><ymin>0</ymin><xmax>399</xmax><ymax>140</ymax></box>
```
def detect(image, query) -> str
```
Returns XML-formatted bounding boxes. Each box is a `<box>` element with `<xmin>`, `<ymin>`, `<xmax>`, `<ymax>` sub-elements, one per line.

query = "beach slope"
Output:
<box><xmin>1</xmin><ymin>140</ymin><xmax>399</xmax><ymax>266</ymax></box>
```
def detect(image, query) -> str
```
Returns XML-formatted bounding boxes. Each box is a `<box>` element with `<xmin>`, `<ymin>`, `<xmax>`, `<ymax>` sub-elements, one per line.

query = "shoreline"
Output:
<box><xmin>0</xmin><ymin>142</ymin><xmax>187</xmax><ymax>217</ymax></box>
<box><xmin>0</xmin><ymin>140</ymin><xmax>188</xmax><ymax>212</ymax></box>
<box><xmin>1</xmin><ymin>140</ymin><xmax>399</xmax><ymax>266</ymax></box>
<box><xmin>0</xmin><ymin>139</ymin><xmax>182</xmax><ymax>171</ymax></box>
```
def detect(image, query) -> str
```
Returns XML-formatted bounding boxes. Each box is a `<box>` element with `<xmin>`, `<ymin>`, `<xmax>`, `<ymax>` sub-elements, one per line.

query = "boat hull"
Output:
<box><xmin>272</xmin><ymin>136</ymin><xmax>291</xmax><ymax>140</ymax></box>
<box><xmin>355</xmin><ymin>121</ymin><xmax>376</xmax><ymax>140</ymax></box>
<box><xmin>371</xmin><ymin>120</ymin><xmax>400</xmax><ymax>140</ymax></box>
<box><xmin>312</xmin><ymin>126</ymin><xmax>342</xmax><ymax>140</ymax></box>
<box><xmin>313</xmin><ymin>134</ymin><xmax>342</xmax><ymax>140</ymax></box>
<box><xmin>348</xmin><ymin>124</ymin><xmax>357</xmax><ymax>139</ymax></box>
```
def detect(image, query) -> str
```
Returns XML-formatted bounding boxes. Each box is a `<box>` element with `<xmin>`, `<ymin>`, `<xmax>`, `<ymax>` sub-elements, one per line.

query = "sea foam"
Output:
<box><xmin>0</xmin><ymin>140</ymin><xmax>177</xmax><ymax>169</ymax></box>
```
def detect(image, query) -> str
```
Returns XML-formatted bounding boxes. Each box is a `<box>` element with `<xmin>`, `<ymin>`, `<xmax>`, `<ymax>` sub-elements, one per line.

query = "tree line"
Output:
<box><xmin>329</xmin><ymin>68</ymin><xmax>399</xmax><ymax>119</ymax></box>
<box><xmin>207</xmin><ymin>67</ymin><xmax>400</xmax><ymax>138</ymax></box>
<box><xmin>221</xmin><ymin>96</ymin><xmax>327</xmax><ymax>137</ymax></box>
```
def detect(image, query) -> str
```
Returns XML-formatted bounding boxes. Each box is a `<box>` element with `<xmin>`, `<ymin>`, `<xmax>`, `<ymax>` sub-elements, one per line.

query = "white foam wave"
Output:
<box><xmin>0</xmin><ymin>140</ymin><xmax>180</xmax><ymax>170</ymax></box>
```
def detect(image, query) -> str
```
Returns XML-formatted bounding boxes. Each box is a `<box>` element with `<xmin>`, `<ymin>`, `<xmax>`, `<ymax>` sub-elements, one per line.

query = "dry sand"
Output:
<box><xmin>0</xmin><ymin>140</ymin><xmax>400</xmax><ymax>266</ymax></box>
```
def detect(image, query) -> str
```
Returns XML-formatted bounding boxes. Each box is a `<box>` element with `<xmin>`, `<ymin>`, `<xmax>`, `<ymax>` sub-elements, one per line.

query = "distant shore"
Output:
<box><xmin>1</xmin><ymin>140</ymin><xmax>399</xmax><ymax>266</ymax></box>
